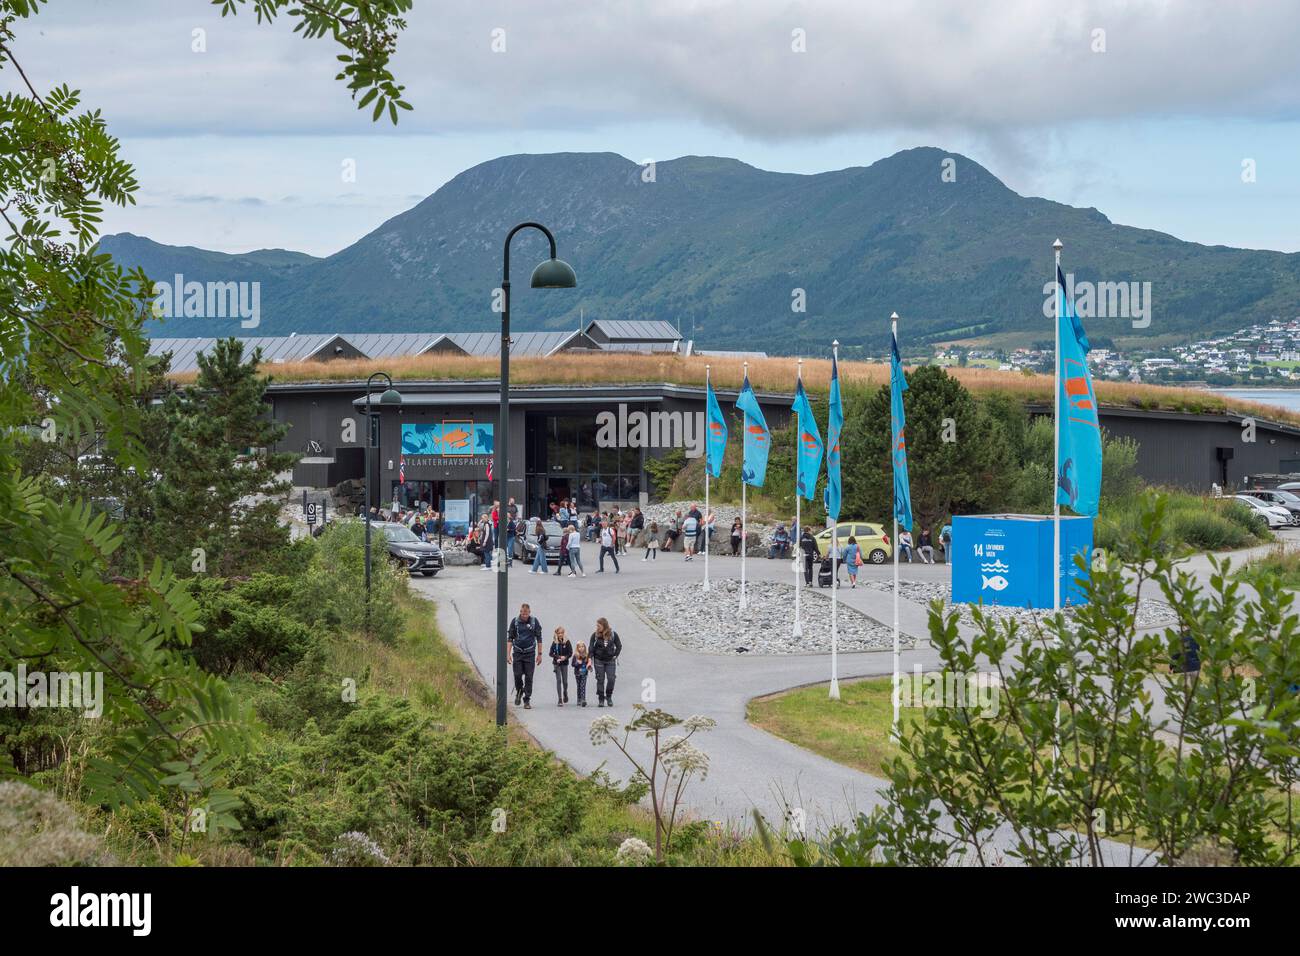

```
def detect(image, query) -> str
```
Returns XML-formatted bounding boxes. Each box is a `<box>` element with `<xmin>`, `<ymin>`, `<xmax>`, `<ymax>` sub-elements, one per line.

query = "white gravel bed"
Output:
<box><xmin>864</xmin><ymin>580</ymin><xmax>1180</xmax><ymax>632</ymax></box>
<box><xmin>627</xmin><ymin>578</ymin><xmax>911</xmax><ymax>655</ymax></box>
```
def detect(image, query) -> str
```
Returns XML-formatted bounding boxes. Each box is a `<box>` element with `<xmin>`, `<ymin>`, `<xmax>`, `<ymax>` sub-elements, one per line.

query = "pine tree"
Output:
<box><xmin>152</xmin><ymin>338</ymin><xmax>295</xmax><ymax>576</ymax></box>
<box><xmin>840</xmin><ymin>366</ymin><xmax>1013</xmax><ymax>529</ymax></box>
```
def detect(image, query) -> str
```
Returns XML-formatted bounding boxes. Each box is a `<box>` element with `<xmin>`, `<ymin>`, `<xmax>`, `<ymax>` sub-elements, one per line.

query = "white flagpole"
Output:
<box><xmin>1052</xmin><ymin>238</ymin><xmax>1063</xmax><ymax>771</ymax></box>
<box><xmin>739</xmin><ymin>361</ymin><xmax>749</xmax><ymax>613</ymax></box>
<box><xmin>829</xmin><ymin>340</ymin><xmax>841</xmax><ymax>701</ymax></box>
<box><xmin>1053</xmin><ymin>239</ymin><xmax>1063</xmax><ymax>615</ymax></box>
<box><xmin>703</xmin><ymin>364</ymin><xmax>711</xmax><ymax>592</ymax></box>
<box><xmin>793</xmin><ymin>357</ymin><xmax>804</xmax><ymax>639</ymax></box>
<box><xmin>891</xmin><ymin>313</ymin><xmax>901</xmax><ymax>741</ymax></box>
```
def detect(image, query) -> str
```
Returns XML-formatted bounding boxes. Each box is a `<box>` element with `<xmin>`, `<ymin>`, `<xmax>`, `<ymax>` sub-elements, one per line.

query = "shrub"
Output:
<box><xmin>797</xmin><ymin>494</ymin><xmax>1300</xmax><ymax>867</ymax></box>
<box><xmin>295</xmin><ymin>522</ymin><xmax>407</xmax><ymax>644</ymax></box>
<box><xmin>186</xmin><ymin>573</ymin><xmax>317</xmax><ymax>676</ymax></box>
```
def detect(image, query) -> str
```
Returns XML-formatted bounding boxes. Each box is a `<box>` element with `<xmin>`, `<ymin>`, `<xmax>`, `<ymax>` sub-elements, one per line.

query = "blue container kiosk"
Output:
<box><xmin>951</xmin><ymin>514</ymin><xmax>1093</xmax><ymax>609</ymax></box>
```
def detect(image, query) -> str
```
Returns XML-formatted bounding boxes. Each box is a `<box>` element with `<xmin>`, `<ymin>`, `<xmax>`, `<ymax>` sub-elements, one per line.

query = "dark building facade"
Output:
<box><xmin>1027</xmin><ymin>404</ymin><xmax>1300</xmax><ymax>489</ymax></box>
<box><xmin>270</xmin><ymin>379</ymin><xmax>1300</xmax><ymax>530</ymax></box>
<box><xmin>271</xmin><ymin>380</ymin><xmax>792</xmax><ymax>527</ymax></box>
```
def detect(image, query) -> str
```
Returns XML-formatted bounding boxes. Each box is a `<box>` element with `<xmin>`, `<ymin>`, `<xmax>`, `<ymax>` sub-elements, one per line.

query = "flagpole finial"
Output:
<box><xmin>1053</xmin><ymin>238</ymin><xmax>1063</xmax><ymax>251</ymax></box>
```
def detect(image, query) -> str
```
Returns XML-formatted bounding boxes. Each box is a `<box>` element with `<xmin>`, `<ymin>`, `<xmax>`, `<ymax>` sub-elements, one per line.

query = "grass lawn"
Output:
<box><xmin>748</xmin><ymin>676</ymin><xmax>928</xmax><ymax>778</ymax></box>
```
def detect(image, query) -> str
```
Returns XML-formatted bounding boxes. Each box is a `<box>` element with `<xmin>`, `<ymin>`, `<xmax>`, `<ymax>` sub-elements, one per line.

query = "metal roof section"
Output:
<box><xmin>151</xmin><ymin>322</ymin><xmax>686</xmax><ymax>373</ymax></box>
<box><xmin>584</xmin><ymin>319</ymin><xmax>681</xmax><ymax>343</ymax></box>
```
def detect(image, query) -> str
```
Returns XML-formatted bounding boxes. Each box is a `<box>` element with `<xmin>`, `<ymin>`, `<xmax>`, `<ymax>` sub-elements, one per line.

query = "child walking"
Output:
<box><xmin>571</xmin><ymin>641</ymin><xmax>591</xmax><ymax>707</ymax></box>
<box><xmin>549</xmin><ymin>627</ymin><xmax>573</xmax><ymax>706</ymax></box>
<box><xmin>643</xmin><ymin>521</ymin><xmax>660</xmax><ymax>560</ymax></box>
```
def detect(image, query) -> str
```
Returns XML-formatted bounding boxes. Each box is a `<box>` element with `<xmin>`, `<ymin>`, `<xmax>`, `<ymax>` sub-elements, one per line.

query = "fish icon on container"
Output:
<box><xmin>982</xmin><ymin>574</ymin><xmax>1009</xmax><ymax>592</ymax></box>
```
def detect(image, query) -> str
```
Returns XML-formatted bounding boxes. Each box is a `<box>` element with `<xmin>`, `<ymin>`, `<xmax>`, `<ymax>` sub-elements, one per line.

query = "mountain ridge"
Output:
<box><xmin>100</xmin><ymin>147</ymin><xmax>1300</xmax><ymax>352</ymax></box>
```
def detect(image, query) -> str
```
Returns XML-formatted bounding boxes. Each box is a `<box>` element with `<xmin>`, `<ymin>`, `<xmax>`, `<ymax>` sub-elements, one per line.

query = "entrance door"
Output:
<box><xmin>548</xmin><ymin>479</ymin><xmax>571</xmax><ymax>518</ymax></box>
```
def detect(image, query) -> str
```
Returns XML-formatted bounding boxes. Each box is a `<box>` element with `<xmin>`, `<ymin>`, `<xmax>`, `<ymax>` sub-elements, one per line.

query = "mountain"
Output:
<box><xmin>101</xmin><ymin>148</ymin><xmax>1300</xmax><ymax>353</ymax></box>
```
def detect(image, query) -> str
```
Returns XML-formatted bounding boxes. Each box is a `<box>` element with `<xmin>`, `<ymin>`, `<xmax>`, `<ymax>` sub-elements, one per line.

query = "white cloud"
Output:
<box><xmin>6</xmin><ymin>0</ymin><xmax>1300</xmax><ymax>139</ymax></box>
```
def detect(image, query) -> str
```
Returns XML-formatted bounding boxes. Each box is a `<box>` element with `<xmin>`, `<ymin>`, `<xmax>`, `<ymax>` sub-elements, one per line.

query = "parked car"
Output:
<box><xmin>1232</xmin><ymin>495</ymin><xmax>1294</xmax><ymax>529</ymax></box>
<box><xmin>813</xmin><ymin>521</ymin><xmax>892</xmax><ymax>564</ymax></box>
<box><xmin>373</xmin><ymin>521</ymin><xmax>444</xmax><ymax>576</ymax></box>
<box><xmin>518</xmin><ymin>519</ymin><xmax>566</xmax><ymax>564</ymax></box>
<box><xmin>1245</xmin><ymin>488</ymin><xmax>1300</xmax><ymax>519</ymax></box>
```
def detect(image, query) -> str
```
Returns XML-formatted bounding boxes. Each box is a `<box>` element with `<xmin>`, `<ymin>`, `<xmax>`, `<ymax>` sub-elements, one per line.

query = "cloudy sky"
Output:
<box><xmin>7</xmin><ymin>0</ymin><xmax>1300</xmax><ymax>255</ymax></box>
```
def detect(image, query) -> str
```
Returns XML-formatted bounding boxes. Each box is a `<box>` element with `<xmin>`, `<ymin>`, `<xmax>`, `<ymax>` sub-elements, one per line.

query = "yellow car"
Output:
<box><xmin>813</xmin><ymin>521</ymin><xmax>892</xmax><ymax>564</ymax></box>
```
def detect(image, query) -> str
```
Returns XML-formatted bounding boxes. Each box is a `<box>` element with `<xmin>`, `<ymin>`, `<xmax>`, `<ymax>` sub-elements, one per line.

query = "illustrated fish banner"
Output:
<box><xmin>1055</xmin><ymin>265</ymin><xmax>1101</xmax><ymax>516</ymax></box>
<box><xmin>401</xmin><ymin>421</ymin><xmax>494</xmax><ymax>457</ymax></box>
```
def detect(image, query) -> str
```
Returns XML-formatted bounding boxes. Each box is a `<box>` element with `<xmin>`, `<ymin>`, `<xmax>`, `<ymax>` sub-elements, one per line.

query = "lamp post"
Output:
<box><xmin>496</xmin><ymin>222</ymin><xmax>577</xmax><ymax>727</ymax></box>
<box><xmin>364</xmin><ymin>371</ymin><xmax>402</xmax><ymax>636</ymax></box>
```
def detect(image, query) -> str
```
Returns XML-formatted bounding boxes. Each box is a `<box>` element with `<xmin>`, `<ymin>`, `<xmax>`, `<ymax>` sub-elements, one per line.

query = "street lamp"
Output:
<box><xmin>364</xmin><ymin>371</ymin><xmax>402</xmax><ymax>636</ymax></box>
<box><xmin>496</xmin><ymin>222</ymin><xmax>577</xmax><ymax>727</ymax></box>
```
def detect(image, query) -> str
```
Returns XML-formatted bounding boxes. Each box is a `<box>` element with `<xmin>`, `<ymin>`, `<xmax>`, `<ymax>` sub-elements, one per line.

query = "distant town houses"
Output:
<box><xmin>925</xmin><ymin>316</ymin><xmax>1300</xmax><ymax>386</ymax></box>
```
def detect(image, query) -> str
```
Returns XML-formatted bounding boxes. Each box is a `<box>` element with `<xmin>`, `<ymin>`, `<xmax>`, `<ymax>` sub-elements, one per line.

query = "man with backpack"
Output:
<box><xmin>506</xmin><ymin>603</ymin><xmax>544</xmax><ymax>709</ymax></box>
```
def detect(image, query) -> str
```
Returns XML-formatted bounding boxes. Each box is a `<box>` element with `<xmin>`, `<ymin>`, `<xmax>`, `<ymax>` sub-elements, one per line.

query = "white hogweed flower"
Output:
<box><xmin>589</xmin><ymin>714</ymin><xmax>621</xmax><ymax>746</ymax></box>
<box><xmin>615</xmin><ymin>836</ymin><xmax>654</xmax><ymax>865</ymax></box>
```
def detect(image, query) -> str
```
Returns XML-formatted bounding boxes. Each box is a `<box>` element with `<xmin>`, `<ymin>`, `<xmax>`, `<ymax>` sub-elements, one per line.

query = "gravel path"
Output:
<box><xmin>628</xmin><ymin>579</ymin><xmax>911</xmax><ymax>655</ymax></box>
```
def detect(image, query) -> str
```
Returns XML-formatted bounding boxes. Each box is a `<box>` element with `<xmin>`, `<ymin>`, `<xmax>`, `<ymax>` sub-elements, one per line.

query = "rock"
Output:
<box><xmin>628</xmin><ymin>579</ymin><xmax>910</xmax><ymax>655</ymax></box>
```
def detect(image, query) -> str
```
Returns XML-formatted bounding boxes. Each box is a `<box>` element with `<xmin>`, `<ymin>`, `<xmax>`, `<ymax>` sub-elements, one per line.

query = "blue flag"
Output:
<box><xmin>1056</xmin><ymin>265</ymin><xmax>1102</xmax><ymax>516</ymax></box>
<box><xmin>890</xmin><ymin>327</ymin><xmax>913</xmax><ymax>531</ymax></box>
<box><xmin>824</xmin><ymin>353</ymin><xmax>843</xmax><ymax>521</ymax></box>
<box><xmin>705</xmin><ymin>376</ymin><xmax>728</xmax><ymax>479</ymax></box>
<box><xmin>792</xmin><ymin>378</ymin><xmax>823</xmax><ymax>501</ymax></box>
<box><xmin>734</xmin><ymin>374</ymin><xmax>770</xmax><ymax>487</ymax></box>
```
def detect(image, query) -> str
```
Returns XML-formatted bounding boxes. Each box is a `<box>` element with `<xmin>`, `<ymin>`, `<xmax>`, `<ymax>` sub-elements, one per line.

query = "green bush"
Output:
<box><xmin>295</xmin><ymin>522</ymin><xmax>407</xmax><ymax>644</ymax></box>
<box><xmin>186</xmin><ymin>573</ymin><xmax>317</xmax><ymax>676</ymax></box>
<box><xmin>1170</xmin><ymin>509</ymin><xmax>1254</xmax><ymax>551</ymax></box>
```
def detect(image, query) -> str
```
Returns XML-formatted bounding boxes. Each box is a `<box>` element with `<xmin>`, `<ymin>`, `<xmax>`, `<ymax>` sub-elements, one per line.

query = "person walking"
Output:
<box><xmin>940</xmin><ymin>525</ymin><xmax>952</xmax><ymax>563</ymax></box>
<box><xmin>530</xmin><ymin>519</ymin><xmax>549</xmax><ymax>574</ymax></box>
<box><xmin>682</xmin><ymin>511</ymin><xmax>699</xmax><ymax>561</ymax></box>
<box><xmin>549</xmin><ymin>626</ymin><xmax>573</xmax><ymax>706</ymax></box>
<box><xmin>598</xmin><ymin>521</ymin><xmax>620</xmax><ymax>573</ymax></box>
<box><xmin>644</xmin><ymin>521</ymin><xmax>660</xmax><ymax>560</ymax></box>
<box><xmin>590</xmin><ymin>617</ymin><xmax>622</xmax><ymax>707</ymax></box>
<box><xmin>555</xmin><ymin>524</ymin><xmax>570</xmax><ymax>576</ymax></box>
<box><xmin>630</xmin><ymin>508</ymin><xmax>645</xmax><ymax>550</ymax></box>
<box><xmin>799</xmin><ymin>527</ymin><xmax>820</xmax><ymax>586</ymax></box>
<box><xmin>572</xmin><ymin>642</ymin><xmax>592</xmax><ymax>707</ymax></box>
<box><xmin>506</xmin><ymin>603</ymin><xmax>543</xmax><ymax>709</ymax></box>
<box><xmin>843</xmin><ymin>535</ymin><xmax>862</xmax><ymax>588</ymax></box>
<box><xmin>567</xmin><ymin>524</ymin><xmax>585</xmax><ymax>576</ymax></box>
<box><xmin>917</xmin><ymin>527</ymin><xmax>935</xmax><ymax>564</ymax></box>
<box><xmin>729</xmin><ymin>517</ymin><xmax>743</xmax><ymax>556</ymax></box>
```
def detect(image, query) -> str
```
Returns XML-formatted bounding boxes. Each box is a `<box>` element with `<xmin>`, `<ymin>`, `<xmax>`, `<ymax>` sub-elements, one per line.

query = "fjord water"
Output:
<box><xmin>1213</xmin><ymin>388</ymin><xmax>1300</xmax><ymax>413</ymax></box>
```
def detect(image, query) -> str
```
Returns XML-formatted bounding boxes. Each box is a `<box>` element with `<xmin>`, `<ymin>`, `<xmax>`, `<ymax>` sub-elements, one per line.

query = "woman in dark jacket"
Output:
<box><xmin>589</xmin><ymin>617</ymin><xmax>622</xmax><ymax>708</ymax></box>
<box><xmin>799</xmin><ymin>528</ymin><xmax>821</xmax><ymax>586</ymax></box>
